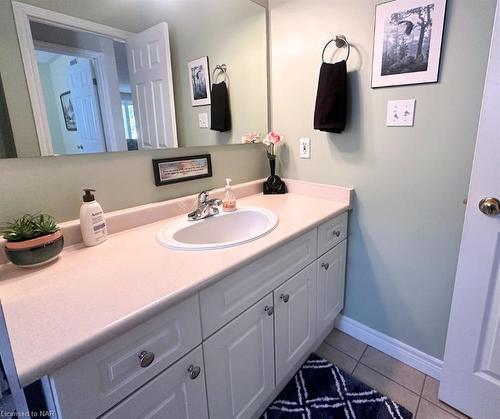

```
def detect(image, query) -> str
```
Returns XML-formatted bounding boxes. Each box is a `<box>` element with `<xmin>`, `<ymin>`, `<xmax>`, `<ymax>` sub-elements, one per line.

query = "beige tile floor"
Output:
<box><xmin>315</xmin><ymin>329</ymin><xmax>470</xmax><ymax>419</ymax></box>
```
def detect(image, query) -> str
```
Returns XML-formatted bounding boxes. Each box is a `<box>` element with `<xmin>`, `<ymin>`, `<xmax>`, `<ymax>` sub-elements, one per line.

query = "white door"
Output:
<box><xmin>126</xmin><ymin>22</ymin><xmax>177</xmax><ymax>150</ymax></box>
<box><xmin>101</xmin><ymin>346</ymin><xmax>208</xmax><ymax>419</ymax></box>
<box><xmin>67</xmin><ymin>59</ymin><xmax>106</xmax><ymax>154</ymax></box>
<box><xmin>440</xmin><ymin>4</ymin><xmax>500</xmax><ymax>418</ymax></box>
<box><xmin>204</xmin><ymin>294</ymin><xmax>275</xmax><ymax>419</ymax></box>
<box><xmin>274</xmin><ymin>263</ymin><xmax>317</xmax><ymax>384</ymax></box>
<box><xmin>317</xmin><ymin>240</ymin><xmax>347</xmax><ymax>337</ymax></box>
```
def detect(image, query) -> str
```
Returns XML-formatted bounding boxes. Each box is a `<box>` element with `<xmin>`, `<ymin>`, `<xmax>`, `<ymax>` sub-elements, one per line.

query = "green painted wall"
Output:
<box><xmin>37</xmin><ymin>60</ymin><xmax>66</xmax><ymax>155</ymax></box>
<box><xmin>270</xmin><ymin>0</ymin><xmax>496</xmax><ymax>359</ymax></box>
<box><xmin>0</xmin><ymin>144</ymin><xmax>267</xmax><ymax>223</ymax></box>
<box><xmin>0</xmin><ymin>75</ymin><xmax>16</xmax><ymax>158</ymax></box>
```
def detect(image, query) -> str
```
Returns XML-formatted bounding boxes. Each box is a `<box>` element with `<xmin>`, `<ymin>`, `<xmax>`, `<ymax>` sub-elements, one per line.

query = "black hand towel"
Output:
<box><xmin>313</xmin><ymin>60</ymin><xmax>347</xmax><ymax>133</ymax></box>
<box><xmin>210</xmin><ymin>82</ymin><xmax>231</xmax><ymax>132</ymax></box>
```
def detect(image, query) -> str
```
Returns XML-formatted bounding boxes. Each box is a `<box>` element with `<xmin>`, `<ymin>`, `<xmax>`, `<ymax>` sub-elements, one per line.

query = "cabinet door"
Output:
<box><xmin>274</xmin><ymin>263</ymin><xmax>317</xmax><ymax>384</ymax></box>
<box><xmin>204</xmin><ymin>294</ymin><xmax>275</xmax><ymax>419</ymax></box>
<box><xmin>317</xmin><ymin>240</ymin><xmax>347</xmax><ymax>337</ymax></box>
<box><xmin>101</xmin><ymin>346</ymin><xmax>207</xmax><ymax>419</ymax></box>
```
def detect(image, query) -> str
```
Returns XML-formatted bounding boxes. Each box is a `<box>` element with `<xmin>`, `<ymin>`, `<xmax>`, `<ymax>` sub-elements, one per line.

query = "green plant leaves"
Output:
<box><xmin>1</xmin><ymin>214</ymin><xmax>59</xmax><ymax>242</ymax></box>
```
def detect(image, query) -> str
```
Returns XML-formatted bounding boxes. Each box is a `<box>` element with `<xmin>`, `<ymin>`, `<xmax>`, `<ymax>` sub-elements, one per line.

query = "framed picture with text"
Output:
<box><xmin>152</xmin><ymin>154</ymin><xmax>212</xmax><ymax>186</ymax></box>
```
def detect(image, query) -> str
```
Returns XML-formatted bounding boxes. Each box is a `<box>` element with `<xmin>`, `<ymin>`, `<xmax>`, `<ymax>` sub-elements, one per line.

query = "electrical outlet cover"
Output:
<box><xmin>198</xmin><ymin>113</ymin><xmax>209</xmax><ymax>128</ymax></box>
<box><xmin>299</xmin><ymin>138</ymin><xmax>310</xmax><ymax>159</ymax></box>
<box><xmin>386</xmin><ymin>99</ymin><xmax>415</xmax><ymax>127</ymax></box>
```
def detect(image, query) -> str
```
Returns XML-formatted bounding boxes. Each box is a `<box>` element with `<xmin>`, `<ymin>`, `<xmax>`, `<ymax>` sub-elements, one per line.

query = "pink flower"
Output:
<box><xmin>241</xmin><ymin>132</ymin><xmax>260</xmax><ymax>144</ymax></box>
<box><xmin>262</xmin><ymin>131</ymin><xmax>285</xmax><ymax>158</ymax></box>
<box><xmin>263</xmin><ymin>131</ymin><xmax>284</xmax><ymax>146</ymax></box>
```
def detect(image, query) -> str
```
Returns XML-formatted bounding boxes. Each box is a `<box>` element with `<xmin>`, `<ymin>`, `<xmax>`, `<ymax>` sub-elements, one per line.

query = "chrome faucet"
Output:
<box><xmin>187</xmin><ymin>190</ymin><xmax>222</xmax><ymax>221</ymax></box>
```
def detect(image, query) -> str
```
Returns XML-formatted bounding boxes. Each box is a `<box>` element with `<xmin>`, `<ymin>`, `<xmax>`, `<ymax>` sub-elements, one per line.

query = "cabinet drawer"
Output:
<box><xmin>50</xmin><ymin>294</ymin><xmax>202</xmax><ymax>419</ymax></box>
<box><xmin>317</xmin><ymin>212</ymin><xmax>348</xmax><ymax>256</ymax></box>
<box><xmin>100</xmin><ymin>346</ymin><xmax>208</xmax><ymax>419</ymax></box>
<box><xmin>204</xmin><ymin>294</ymin><xmax>275</xmax><ymax>419</ymax></box>
<box><xmin>200</xmin><ymin>229</ymin><xmax>317</xmax><ymax>338</ymax></box>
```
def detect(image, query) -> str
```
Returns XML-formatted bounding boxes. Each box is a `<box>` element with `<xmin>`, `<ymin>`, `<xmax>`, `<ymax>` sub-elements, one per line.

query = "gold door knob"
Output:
<box><xmin>479</xmin><ymin>197</ymin><xmax>500</xmax><ymax>216</ymax></box>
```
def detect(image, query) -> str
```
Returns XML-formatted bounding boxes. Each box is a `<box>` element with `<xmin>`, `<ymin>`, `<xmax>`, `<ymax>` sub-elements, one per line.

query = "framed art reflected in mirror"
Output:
<box><xmin>59</xmin><ymin>91</ymin><xmax>77</xmax><ymax>132</ymax></box>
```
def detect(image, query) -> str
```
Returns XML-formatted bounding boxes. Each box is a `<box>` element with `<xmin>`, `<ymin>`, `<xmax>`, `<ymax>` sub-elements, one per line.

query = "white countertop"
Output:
<box><xmin>0</xmin><ymin>183</ymin><xmax>351</xmax><ymax>387</ymax></box>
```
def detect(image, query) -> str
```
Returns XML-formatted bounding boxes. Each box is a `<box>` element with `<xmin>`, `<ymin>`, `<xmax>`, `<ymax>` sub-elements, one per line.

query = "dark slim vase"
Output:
<box><xmin>263</xmin><ymin>157</ymin><xmax>287</xmax><ymax>194</ymax></box>
<box><xmin>269</xmin><ymin>158</ymin><xmax>276</xmax><ymax>176</ymax></box>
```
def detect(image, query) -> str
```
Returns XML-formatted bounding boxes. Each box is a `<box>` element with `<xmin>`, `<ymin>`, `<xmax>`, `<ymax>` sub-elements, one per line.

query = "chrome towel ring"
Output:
<box><xmin>322</xmin><ymin>35</ymin><xmax>350</xmax><ymax>63</ymax></box>
<box><xmin>212</xmin><ymin>64</ymin><xmax>228</xmax><ymax>85</ymax></box>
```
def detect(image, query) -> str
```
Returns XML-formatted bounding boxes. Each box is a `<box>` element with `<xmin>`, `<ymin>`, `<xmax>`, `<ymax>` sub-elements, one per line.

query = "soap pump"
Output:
<box><xmin>222</xmin><ymin>178</ymin><xmax>237</xmax><ymax>212</ymax></box>
<box><xmin>80</xmin><ymin>188</ymin><xmax>108</xmax><ymax>247</ymax></box>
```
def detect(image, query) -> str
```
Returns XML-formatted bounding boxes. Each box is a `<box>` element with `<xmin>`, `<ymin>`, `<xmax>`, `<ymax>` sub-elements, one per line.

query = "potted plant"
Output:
<box><xmin>2</xmin><ymin>214</ymin><xmax>64</xmax><ymax>268</ymax></box>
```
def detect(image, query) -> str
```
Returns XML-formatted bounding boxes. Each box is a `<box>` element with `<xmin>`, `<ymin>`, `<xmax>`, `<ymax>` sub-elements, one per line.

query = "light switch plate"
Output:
<box><xmin>299</xmin><ymin>138</ymin><xmax>310</xmax><ymax>159</ymax></box>
<box><xmin>386</xmin><ymin>99</ymin><xmax>415</xmax><ymax>127</ymax></box>
<box><xmin>198</xmin><ymin>113</ymin><xmax>208</xmax><ymax>128</ymax></box>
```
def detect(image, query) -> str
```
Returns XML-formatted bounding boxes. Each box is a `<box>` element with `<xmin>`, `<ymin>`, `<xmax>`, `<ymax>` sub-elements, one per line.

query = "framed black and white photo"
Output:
<box><xmin>59</xmin><ymin>91</ymin><xmax>77</xmax><ymax>131</ymax></box>
<box><xmin>188</xmin><ymin>57</ymin><xmax>211</xmax><ymax>106</ymax></box>
<box><xmin>371</xmin><ymin>0</ymin><xmax>447</xmax><ymax>88</ymax></box>
<box><xmin>152</xmin><ymin>154</ymin><xmax>212</xmax><ymax>186</ymax></box>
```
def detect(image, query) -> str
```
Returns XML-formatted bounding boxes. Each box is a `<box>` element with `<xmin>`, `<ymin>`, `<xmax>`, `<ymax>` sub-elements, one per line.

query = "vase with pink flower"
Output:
<box><xmin>262</xmin><ymin>131</ymin><xmax>287</xmax><ymax>194</ymax></box>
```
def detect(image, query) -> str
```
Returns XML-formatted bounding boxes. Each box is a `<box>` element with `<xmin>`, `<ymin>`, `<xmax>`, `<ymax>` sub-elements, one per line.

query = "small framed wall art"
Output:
<box><xmin>188</xmin><ymin>56</ymin><xmax>211</xmax><ymax>106</ymax></box>
<box><xmin>152</xmin><ymin>154</ymin><xmax>212</xmax><ymax>186</ymax></box>
<box><xmin>371</xmin><ymin>0</ymin><xmax>447</xmax><ymax>88</ymax></box>
<box><xmin>59</xmin><ymin>91</ymin><xmax>77</xmax><ymax>131</ymax></box>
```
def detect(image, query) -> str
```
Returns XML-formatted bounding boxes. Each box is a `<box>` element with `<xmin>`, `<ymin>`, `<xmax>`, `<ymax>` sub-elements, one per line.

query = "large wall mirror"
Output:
<box><xmin>0</xmin><ymin>0</ymin><xmax>268</xmax><ymax>158</ymax></box>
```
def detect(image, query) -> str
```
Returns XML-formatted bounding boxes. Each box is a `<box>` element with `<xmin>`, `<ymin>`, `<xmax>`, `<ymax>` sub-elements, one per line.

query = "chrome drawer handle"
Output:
<box><xmin>280</xmin><ymin>294</ymin><xmax>290</xmax><ymax>303</ymax></box>
<box><xmin>187</xmin><ymin>364</ymin><xmax>201</xmax><ymax>380</ymax></box>
<box><xmin>139</xmin><ymin>350</ymin><xmax>155</xmax><ymax>368</ymax></box>
<box><xmin>264</xmin><ymin>305</ymin><xmax>274</xmax><ymax>316</ymax></box>
<box><xmin>321</xmin><ymin>262</ymin><xmax>330</xmax><ymax>270</ymax></box>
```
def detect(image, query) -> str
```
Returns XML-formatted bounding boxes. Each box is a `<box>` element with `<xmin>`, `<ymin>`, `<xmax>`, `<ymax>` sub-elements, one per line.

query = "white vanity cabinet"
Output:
<box><xmin>199</xmin><ymin>229</ymin><xmax>318</xmax><ymax>338</ymax></box>
<box><xmin>317</xmin><ymin>240</ymin><xmax>347</xmax><ymax>337</ymax></box>
<box><xmin>46</xmin><ymin>211</ymin><xmax>348</xmax><ymax>419</ymax></box>
<box><xmin>49</xmin><ymin>294</ymin><xmax>202</xmax><ymax>418</ymax></box>
<box><xmin>274</xmin><ymin>262</ymin><xmax>317</xmax><ymax>384</ymax></box>
<box><xmin>203</xmin><ymin>294</ymin><xmax>275</xmax><ymax>419</ymax></box>
<box><xmin>100</xmin><ymin>346</ymin><xmax>208</xmax><ymax>419</ymax></box>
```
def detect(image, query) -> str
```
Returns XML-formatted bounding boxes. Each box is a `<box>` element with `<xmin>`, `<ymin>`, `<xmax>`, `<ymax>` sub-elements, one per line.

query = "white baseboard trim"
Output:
<box><xmin>335</xmin><ymin>315</ymin><xmax>443</xmax><ymax>380</ymax></box>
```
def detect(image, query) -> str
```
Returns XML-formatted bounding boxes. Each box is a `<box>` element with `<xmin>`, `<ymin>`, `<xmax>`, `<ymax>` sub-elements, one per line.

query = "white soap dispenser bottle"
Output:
<box><xmin>80</xmin><ymin>189</ymin><xmax>108</xmax><ymax>246</ymax></box>
<box><xmin>222</xmin><ymin>178</ymin><xmax>237</xmax><ymax>212</ymax></box>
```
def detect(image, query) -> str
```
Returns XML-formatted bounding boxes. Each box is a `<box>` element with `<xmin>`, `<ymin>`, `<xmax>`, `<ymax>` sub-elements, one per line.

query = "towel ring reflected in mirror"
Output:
<box><xmin>212</xmin><ymin>64</ymin><xmax>229</xmax><ymax>86</ymax></box>
<box><xmin>322</xmin><ymin>35</ymin><xmax>350</xmax><ymax>63</ymax></box>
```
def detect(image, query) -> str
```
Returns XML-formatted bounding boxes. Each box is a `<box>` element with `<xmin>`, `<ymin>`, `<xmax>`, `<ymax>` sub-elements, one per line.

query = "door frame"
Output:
<box><xmin>34</xmin><ymin>40</ymin><xmax>115</xmax><ymax>153</ymax></box>
<box><xmin>12</xmin><ymin>1</ymin><xmax>132</xmax><ymax>155</ymax></box>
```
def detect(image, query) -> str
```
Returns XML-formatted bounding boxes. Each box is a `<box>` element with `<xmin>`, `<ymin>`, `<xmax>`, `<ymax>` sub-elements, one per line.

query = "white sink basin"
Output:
<box><xmin>157</xmin><ymin>207</ymin><xmax>279</xmax><ymax>250</ymax></box>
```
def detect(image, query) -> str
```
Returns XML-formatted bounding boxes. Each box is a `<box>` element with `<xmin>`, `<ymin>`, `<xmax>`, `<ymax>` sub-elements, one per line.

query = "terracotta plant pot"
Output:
<box><xmin>4</xmin><ymin>230</ymin><xmax>64</xmax><ymax>268</ymax></box>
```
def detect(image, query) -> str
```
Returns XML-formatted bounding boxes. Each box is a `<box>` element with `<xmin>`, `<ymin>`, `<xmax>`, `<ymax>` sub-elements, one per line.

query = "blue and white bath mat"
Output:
<box><xmin>261</xmin><ymin>353</ymin><xmax>412</xmax><ymax>419</ymax></box>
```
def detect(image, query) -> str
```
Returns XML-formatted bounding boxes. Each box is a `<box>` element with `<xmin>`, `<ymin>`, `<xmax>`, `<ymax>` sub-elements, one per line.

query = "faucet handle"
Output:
<box><xmin>197</xmin><ymin>190</ymin><xmax>211</xmax><ymax>204</ymax></box>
